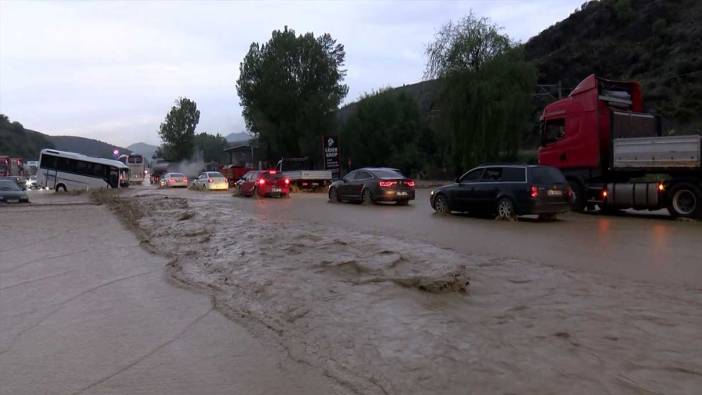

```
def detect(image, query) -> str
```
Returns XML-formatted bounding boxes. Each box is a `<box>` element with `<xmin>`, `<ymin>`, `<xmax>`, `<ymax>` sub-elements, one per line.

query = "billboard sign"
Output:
<box><xmin>323</xmin><ymin>135</ymin><xmax>339</xmax><ymax>169</ymax></box>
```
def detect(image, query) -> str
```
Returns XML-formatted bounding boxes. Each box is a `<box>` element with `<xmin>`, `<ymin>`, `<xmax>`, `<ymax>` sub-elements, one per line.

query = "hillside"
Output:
<box><xmin>0</xmin><ymin>115</ymin><xmax>55</xmax><ymax>160</ymax></box>
<box><xmin>1</xmin><ymin>114</ymin><xmax>131</xmax><ymax>159</ymax></box>
<box><xmin>48</xmin><ymin>136</ymin><xmax>131</xmax><ymax>159</ymax></box>
<box><xmin>524</xmin><ymin>0</ymin><xmax>702</xmax><ymax>129</ymax></box>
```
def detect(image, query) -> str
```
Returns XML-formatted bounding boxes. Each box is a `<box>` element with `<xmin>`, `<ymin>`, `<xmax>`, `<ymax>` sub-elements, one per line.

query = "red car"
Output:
<box><xmin>237</xmin><ymin>170</ymin><xmax>290</xmax><ymax>198</ymax></box>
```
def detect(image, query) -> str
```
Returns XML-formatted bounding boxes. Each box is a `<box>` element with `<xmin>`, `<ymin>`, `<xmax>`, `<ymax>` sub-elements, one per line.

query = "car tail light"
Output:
<box><xmin>284</xmin><ymin>178</ymin><xmax>290</xmax><ymax>185</ymax></box>
<box><xmin>601</xmin><ymin>189</ymin><xmax>608</xmax><ymax>199</ymax></box>
<box><xmin>405</xmin><ymin>180</ymin><xmax>415</xmax><ymax>188</ymax></box>
<box><xmin>258</xmin><ymin>178</ymin><xmax>266</xmax><ymax>186</ymax></box>
<box><xmin>379</xmin><ymin>181</ymin><xmax>397</xmax><ymax>188</ymax></box>
<box><xmin>208</xmin><ymin>178</ymin><xmax>213</xmax><ymax>183</ymax></box>
<box><xmin>184</xmin><ymin>177</ymin><xmax>188</xmax><ymax>183</ymax></box>
<box><xmin>530</xmin><ymin>185</ymin><xmax>539</xmax><ymax>199</ymax></box>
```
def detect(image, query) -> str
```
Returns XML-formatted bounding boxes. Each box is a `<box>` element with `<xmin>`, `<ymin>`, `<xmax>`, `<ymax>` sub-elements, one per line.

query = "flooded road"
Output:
<box><xmin>110</xmin><ymin>187</ymin><xmax>702</xmax><ymax>394</ymax></box>
<box><xmin>155</xmin><ymin>186</ymin><xmax>702</xmax><ymax>287</ymax></box>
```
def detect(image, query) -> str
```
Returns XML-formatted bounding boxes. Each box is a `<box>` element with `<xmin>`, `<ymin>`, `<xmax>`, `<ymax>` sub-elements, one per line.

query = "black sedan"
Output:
<box><xmin>329</xmin><ymin>168</ymin><xmax>415</xmax><ymax>205</ymax></box>
<box><xmin>429</xmin><ymin>165</ymin><xmax>570</xmax><ymax>220</ymax></box>
<box><xmin>0</xmin><ymin>180</ymin><xmax>30</xmax><ymax>204</ymax></box>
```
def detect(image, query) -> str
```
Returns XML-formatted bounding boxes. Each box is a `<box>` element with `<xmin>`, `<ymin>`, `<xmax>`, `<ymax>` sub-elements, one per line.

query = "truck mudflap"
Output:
<box><xmin>603</xmin><ymin>182</ymin><xmax>663</xmax><ymax>210</ymax></box>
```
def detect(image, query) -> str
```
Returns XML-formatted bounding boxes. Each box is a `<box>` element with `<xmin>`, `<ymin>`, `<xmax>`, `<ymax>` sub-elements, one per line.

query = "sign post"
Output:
<box><xmin>323</xmin><ymin>135</ymin><xmax>340</xmax><ymax>179</ymax></box>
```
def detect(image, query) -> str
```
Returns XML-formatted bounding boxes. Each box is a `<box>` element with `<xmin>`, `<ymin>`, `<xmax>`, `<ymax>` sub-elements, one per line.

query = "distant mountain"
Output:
<box><xmin>48</xmin><ymin>135</ymin><xmax>131</xmax><ymax>159</ymax></box>
<box><xmin>225</xmin><ymin>132</ymin><xmax>252</xmax><ymax>143</ymax></box>
<box><xmin>127</xmin><ymin>142</ymin><xmax>158</xmax><ymax>160</ymax></box>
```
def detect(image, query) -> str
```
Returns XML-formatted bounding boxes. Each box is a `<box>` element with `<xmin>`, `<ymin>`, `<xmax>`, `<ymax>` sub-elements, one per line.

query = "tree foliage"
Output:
<box><xmin>425</xmin><ymin>12</ymin><xmax>510</xmax><ymax>78</ymax></box>
<box><xmin>158</xmin><ymin>97</ymin><xmax>200</xmax><ymax>161</ymax></box>
<box><xmin>341</xmin><ymin>90</ymin><xmax>435</xmax><ymax>176</ymax></box>
<box><xmin>192</xmin><ymin>132</ymin><xmax>228</xmax><ymax>163</ymax></box>
<box><xmin>426</xmin><ymin>14</ymin><xmax>536</xmax><ymax>173</ymax></box>
<box><xmin>236</xmin><ymin>26</ymin><xmax>348</xmax><ymax>161</ymax></box>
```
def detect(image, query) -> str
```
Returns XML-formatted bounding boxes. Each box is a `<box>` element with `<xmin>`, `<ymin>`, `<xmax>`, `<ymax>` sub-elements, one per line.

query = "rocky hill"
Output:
<box><xmin>524</xmin><ymin>0</ymin><xmax>702</xmax><ymax>129</ymax></box>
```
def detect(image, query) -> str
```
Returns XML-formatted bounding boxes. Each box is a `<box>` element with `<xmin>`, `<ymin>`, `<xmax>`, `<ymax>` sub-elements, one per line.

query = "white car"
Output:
<box><xmin>191</xmin><ymin>171</ymin><xmax>228</xmax><ymax>191</ymax></box>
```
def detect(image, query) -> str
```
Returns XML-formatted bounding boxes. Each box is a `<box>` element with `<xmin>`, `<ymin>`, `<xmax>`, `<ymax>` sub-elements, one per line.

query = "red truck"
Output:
<box><xmin>538</xmin><ymin>74</ymin><xmax>702</xmax><ymax>219</ymax></box>
<box><xmin>0</xmin><ymin>156</ymin><xmax>24</xmax><ymax>177</ymax></box>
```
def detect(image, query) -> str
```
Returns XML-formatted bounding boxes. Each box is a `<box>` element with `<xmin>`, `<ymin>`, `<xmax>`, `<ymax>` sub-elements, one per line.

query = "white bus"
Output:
<box><xmin>118</xmin><ymin>153</ymin><xmax>146</xmax><ymax>185</ymax></box>
<box><xmin>37</xmin><ymin>149</ymin><xmax>129</xmax><ymax>192</ymax></box>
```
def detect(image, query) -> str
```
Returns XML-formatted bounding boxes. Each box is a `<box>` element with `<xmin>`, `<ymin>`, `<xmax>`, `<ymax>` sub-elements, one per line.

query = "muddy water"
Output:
<box><xmin>113</xmin><ymin>192</ymin><xmax>702</xmax><ymax>394</ymax></box>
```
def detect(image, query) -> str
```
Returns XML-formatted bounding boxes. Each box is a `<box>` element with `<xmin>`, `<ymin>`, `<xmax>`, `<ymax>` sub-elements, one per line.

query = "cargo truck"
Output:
<box><xmin>538</xmin><ymin>74</ymin><xmax>702</xmax><ymax>219</ymax></box>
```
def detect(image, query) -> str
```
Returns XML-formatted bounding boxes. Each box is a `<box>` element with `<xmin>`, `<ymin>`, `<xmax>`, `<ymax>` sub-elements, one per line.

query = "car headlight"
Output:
<box><xmin>430</xmin><ymin>190</ymin><xmax>434</xmax><ymax>195</ymax></box>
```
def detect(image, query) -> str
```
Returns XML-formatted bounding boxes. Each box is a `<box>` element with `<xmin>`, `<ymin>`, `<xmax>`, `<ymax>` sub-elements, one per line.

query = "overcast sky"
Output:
<box><xmin>0</xmin><ymin>0</ymin><xmax>581</xmax><ymax>147</ymax></box>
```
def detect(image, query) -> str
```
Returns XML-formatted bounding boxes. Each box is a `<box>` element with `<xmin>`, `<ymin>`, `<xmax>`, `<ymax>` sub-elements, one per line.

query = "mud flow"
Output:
<box><xmin>102</xmin><ymin>192</ymin><xmax>702</xmax><ymax>395</ymax></box>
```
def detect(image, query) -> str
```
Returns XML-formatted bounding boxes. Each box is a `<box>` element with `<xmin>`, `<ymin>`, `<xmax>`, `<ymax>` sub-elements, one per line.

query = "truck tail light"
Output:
<box><xmin>530</xmin><ymin>185</ymin><xmax>539</xmax><ymax>199</ymax></box>
<box><xmin>379</xmin><ymin>181</ymin><xmax>397</xmax><ymax>188</ymax></box>
<box><xmin>601</xmin><ymin>189</ymin><xmax>608</xmax><ymax>199</ymax></box>
<box><xmin>258</xmin><ymin>178</ymin><xmax>266</xmax><ymax>186</ymax></box>
<box><xmin>284</xmin><ymin>178</ymin><xmax>290</xmax><ymax>185</ymax></box>
<box><xmin>658</xmin><ymin>183</ymin><xmax>665</xmax><ymax>192</ymax></box>
<box><xmin>405</xmin><ymin>180</ymin><xmax>415</xmax><ymax>188</ymax></box>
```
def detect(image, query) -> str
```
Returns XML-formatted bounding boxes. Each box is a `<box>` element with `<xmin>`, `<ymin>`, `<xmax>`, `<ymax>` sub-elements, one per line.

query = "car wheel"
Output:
<box><xmin>362</xmin><ymin>188</ymin><xmax>373</xmax><ymax>205</ymax></box>
<box><xmin>667</xmin><ymin>183</ymin><xmax>702</xmax><ymax>219</ymax></box>
<box><xmin>329</xmin><ymin>187</ymin><xmax>340</xmax><ymax>203</ymax></box>
<box><xmin>433</xmin><ymin>194</ymin><xmax>450</xmax><ymax>215</ymax></box>
<box><xmin>496</xmin><ymin>197</ymin><xmax>516</xmax><ymax>221</ymax></box>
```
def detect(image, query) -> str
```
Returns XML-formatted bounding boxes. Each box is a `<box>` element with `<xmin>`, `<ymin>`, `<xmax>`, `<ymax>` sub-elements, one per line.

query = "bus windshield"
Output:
<box><xmin>128</xmin><ymin>155</ymin><xmax>143</xmax><ymax>164</ymax></box>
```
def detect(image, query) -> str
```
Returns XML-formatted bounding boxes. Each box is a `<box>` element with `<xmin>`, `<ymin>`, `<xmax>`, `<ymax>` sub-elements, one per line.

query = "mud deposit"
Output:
<box><xmin>106</xmin><ymin>192</ymin><xmax>702</xmax><ymax>395</ymax></box>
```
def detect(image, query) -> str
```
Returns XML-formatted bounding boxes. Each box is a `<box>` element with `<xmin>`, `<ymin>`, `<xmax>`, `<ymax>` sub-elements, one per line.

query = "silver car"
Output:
<box><xmin>0</xmin><ymin>180</ymin><xmax>29</xmax><ymax>203</ymax></box>
<box><xmin>159</xmin><ymin>173</ymin><xmax>189</xmax><ymax>188</ymax></box>
<box><xmin>191</xmin><ymin>171</ymin><xmax>228</xmax><ymax>191</ymax></box>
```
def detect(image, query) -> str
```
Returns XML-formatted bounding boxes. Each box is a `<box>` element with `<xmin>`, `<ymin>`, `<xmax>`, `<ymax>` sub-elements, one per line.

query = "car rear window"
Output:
<box><xmin>208</xmin><ymin>172</ymin><xmax>225</xmax><ymax>178</ymax></box>
<box><xmin>371</xmin><ymin>169</ymin><xmax>404</xmax><ymax>179</ymax></box>
<box><xmin>529</xmin><ymin>167</ymin><xmax>566</xmax><ymax>184</ymax></box>
<box><xmin>171</xmin><ymin>173</ymin><xmax>185</xmax><ymax>177</ymax></box>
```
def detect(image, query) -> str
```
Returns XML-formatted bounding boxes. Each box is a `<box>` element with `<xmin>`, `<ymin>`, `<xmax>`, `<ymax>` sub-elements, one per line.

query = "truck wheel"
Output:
<box><xmin>55</xmin><ymin>184</ymin><xmax>67</xmax><ymax>192</ymax></box>
<box><xmin>568</xmin><ymin>181</ymin><xmax>585</xmax><ymax>212</ymax></box>
<box><xmin>667</xmin><ymin>183</ymin><xmax>702</xmax><ymax>219</ymax></box>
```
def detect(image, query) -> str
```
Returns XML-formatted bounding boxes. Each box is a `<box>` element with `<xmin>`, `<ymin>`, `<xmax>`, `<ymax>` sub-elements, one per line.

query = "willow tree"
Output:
<box><xmin>425</xmin><ymin>13</ymin><xmax>536</xmax><ymax>173</ymax></box>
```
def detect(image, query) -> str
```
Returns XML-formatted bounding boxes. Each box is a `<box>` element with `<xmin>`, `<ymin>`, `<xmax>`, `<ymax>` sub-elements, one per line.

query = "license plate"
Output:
<box><xmin>547</xmin><ymin>190</ymin><xmax>563</xmax><ymax>196</ymax></box>
<box><xmin>7</xmin><ymin>199</ymin><xmax>19</xmax><ymax>203</ymax></box>
<box><xmin>272</xmin><ymin>187</ymin><xmax>281</xmax><ymax>192</ymax></box>
<box><xmin>397</xmin><ymin>191</ymin><xmax>408</xmax><ymax>196</ymax></box>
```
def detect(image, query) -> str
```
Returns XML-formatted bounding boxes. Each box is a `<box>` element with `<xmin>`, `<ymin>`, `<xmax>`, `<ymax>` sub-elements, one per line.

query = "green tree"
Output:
<box><xmin>341</xmin><ymin>90</ymin><xmax>434</xmax><ymax>176</ymax></box>
<box><xmin>158</xmin><ymin>97</ymin><xmax>200</xmax><ymax>161</ymax></box>
<box><xmin>426</xmin><ymin>13</ymin><xmax>536</xmax><ymax>173</ymax></box>
<box><xmin>236</xmin><ymin>26</ymin><xmax>348</xmax><ymax>162</ymax></box>
<box><xmin>192</xmin><ymin>132</ymin><xmax>228</xmax><ymax>163</ymax></box>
